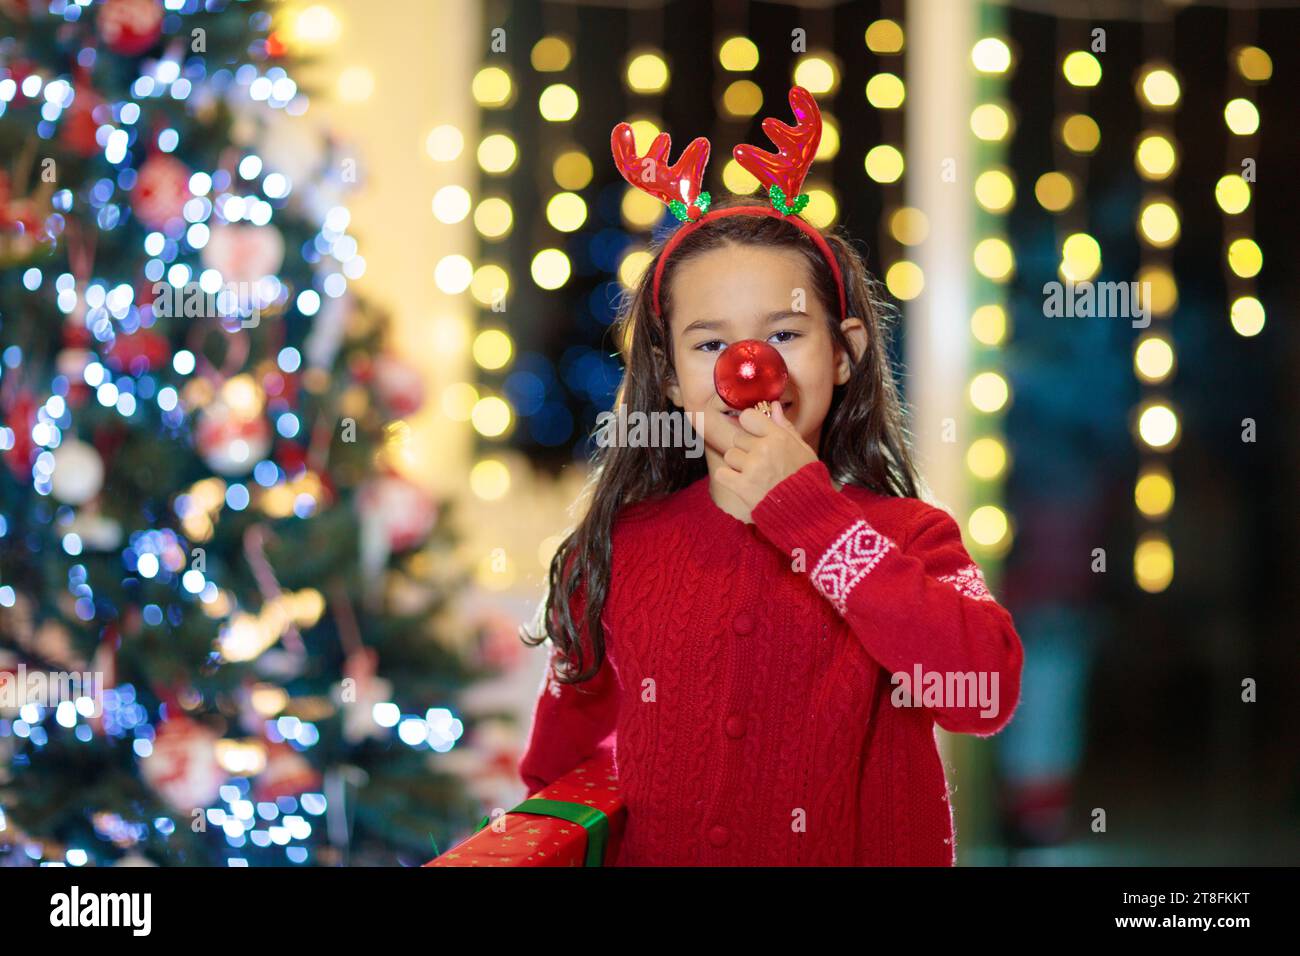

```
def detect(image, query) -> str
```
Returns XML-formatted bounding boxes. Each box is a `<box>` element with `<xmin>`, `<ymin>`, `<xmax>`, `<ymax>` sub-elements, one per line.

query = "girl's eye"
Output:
<box><xmin>768</xmin><ymin>330</ymin><xmax>801</xmax><ymax>345</ymax></box>
<box><xmin>695</xmin><ymin>339</ymin><xmax>726</xmax><ymax>353</ymax></box>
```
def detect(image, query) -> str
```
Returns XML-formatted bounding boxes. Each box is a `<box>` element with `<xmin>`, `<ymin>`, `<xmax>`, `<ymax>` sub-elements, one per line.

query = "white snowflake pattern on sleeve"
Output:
<box><xmin>935</xmin><ymin>563</ymin><xmax>995</xmax><ymax>602</ymax></box>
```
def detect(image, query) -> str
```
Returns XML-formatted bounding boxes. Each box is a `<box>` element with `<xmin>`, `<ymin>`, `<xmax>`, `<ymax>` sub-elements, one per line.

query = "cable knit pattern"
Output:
<box><xmin>518</xmin><ymin>460</ymin><xmax>1024</xmax><ymax>865</ymax></box>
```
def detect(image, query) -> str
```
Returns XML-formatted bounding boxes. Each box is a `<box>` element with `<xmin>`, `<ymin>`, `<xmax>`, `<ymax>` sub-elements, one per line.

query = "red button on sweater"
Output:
<box><xmin>518</xmin><ymin>460</ymin><xmax>1025</xmax><ymax>866</ymax></box>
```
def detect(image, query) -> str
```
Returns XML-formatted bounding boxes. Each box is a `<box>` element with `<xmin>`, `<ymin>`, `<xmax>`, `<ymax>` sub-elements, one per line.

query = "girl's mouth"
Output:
<box><xmin>722</xmin><ymin>401</ymin><xmax>793</xmax><ymax>419</ymax></box>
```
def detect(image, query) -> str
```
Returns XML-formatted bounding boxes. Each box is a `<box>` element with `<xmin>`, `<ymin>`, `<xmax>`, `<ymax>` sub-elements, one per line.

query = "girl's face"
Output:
<box><xmin>663</xmin><ymin>242</ymin><xmax>867</xmax><ymax>474</ymax></box>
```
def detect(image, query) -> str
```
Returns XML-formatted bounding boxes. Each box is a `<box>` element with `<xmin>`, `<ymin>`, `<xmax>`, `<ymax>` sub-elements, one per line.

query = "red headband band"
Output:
<box><xmin>611</xmin><ymin>85</ymin><xmax>847</xmax><ymax>324</ymax></box>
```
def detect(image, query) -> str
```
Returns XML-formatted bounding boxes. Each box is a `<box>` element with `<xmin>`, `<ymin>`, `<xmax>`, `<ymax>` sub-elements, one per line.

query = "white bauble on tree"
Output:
<box><xmin>201</xmin><ymin>223</ymin><xmax>285</xmax><ymax>285</ymax></box>
<box><xmin>138</xmin><ymin>716</ymin><xmax>224</xmax><ymax>814</ymax></box>
<box><xmin>357</xmin><ymin>474</ymin><xmax>437</xmax><ymax>579</ymax></box>
<box><xmin>49</xmin><ymin>438</ymin><xmax>104</xmax><ymax>504</ymax></box>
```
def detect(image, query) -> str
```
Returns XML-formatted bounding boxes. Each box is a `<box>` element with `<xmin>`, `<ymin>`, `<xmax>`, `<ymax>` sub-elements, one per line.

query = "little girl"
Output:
<box><xmin>518</xmin><ymin>87</ymin><xmax>1024</xmax><ymax>866</ymax></box>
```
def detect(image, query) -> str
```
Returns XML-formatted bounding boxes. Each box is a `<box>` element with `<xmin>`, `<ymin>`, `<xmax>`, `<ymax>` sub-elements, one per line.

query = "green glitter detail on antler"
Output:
<box><xmin>769</xmin><ymin>185</ymin><xmax>809</xmax><ymax>216</ymax></box>
<box><xmin>668</xmin><ymin>191</ymin><xmax>712</xmax><ymax>222</ymax></box>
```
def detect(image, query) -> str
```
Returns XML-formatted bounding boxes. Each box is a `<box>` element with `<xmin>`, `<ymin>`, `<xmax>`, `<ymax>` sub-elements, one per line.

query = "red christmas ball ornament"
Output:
<box><xmin>713</xmin><ymin>339</ymin><xmax>789</xmax><ymax>410</ymax></box>
<box><xmin>132</xmin><ymin>154</ymin><xmax>191</xmax><ymax>231</ymax></box>
<box><xmin>97</xmin><ymin>0</ymin><xmax>164</xmax><ymax>57</ymax></box>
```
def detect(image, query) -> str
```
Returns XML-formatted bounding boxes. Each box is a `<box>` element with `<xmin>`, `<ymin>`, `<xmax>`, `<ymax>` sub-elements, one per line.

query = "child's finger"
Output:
<box><xmin>738</xmin><ymin>407</ymin><xmax>773</xmax><ymax>435</ymax></box>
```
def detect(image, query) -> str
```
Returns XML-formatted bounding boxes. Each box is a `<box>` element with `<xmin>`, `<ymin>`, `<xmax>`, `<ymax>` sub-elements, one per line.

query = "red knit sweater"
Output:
<box><xmin>518</xmin><ymin>460</ymin><xmax>1025</xmax><ymax>865</ymax></box>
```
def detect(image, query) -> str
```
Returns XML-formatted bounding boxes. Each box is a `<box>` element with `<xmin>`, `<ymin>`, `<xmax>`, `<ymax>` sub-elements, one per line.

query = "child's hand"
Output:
<box><xmin>715</xmin><ymin>402</ymin><xmax>819</xmax><ymax>520</ymax></box>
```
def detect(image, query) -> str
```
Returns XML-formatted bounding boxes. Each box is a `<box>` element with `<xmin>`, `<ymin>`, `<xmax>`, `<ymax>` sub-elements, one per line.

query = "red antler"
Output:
<box><xmin>611</xmin><ymin>123</ymin><xmax>711</xmax><ymax>217</ymax></box>
<box><xmin>732</xmin><ymin>86</ymin><xmax>822</xmax><ymax>200</ymax></box>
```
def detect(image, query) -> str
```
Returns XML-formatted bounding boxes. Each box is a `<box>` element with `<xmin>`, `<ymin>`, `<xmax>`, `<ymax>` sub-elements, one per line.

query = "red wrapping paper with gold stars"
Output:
<box><xmin>424</xmin><ymin>751</ymin><xmax>624</xmax><ymax>867</ymax></box>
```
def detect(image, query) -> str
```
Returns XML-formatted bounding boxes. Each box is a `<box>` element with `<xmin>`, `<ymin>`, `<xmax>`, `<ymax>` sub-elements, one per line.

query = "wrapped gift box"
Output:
<box><xmin>425</xmin><ymin>750</ymin><xmax>624</xmax><ymax>867</ymax></box>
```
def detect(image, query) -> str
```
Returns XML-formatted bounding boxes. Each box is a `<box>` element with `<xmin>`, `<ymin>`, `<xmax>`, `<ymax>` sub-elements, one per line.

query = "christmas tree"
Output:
<box><xmin>0</xmin><ymin>0</ymin><xmax>487</xmax><ymax>866</ymax></box>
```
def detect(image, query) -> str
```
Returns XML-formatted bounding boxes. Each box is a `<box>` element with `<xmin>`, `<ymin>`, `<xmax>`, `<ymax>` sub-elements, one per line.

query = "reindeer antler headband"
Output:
<box><xmin>611</xmin><ymin>85</ymin><xmax>847</xmax><ymax>323</ymax></box>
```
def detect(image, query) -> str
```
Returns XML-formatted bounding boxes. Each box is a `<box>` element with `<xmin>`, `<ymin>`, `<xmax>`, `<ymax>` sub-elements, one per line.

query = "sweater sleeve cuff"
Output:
<box><xmin>751</xmin><ymin>460</ymin><xmax>874</xmax><ymax>562</ymax></box>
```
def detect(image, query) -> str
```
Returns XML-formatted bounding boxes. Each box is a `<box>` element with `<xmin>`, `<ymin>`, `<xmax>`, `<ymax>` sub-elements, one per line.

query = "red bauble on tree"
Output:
<box><xmin>132</xmin><ymin>154</ymin><xmax>191</xmax><ymax>231</ymax></box>
<box><xmin>97</xmin><ymin>0</ymin><xmax>164</xmax><ymax>57</ymax></box>
<box><xmin>713</xmin><ymin>339</ymin><xmax>789</xmax><ymax>410</ymax></box>
<box><xmin>61</xmin><ymin>83</ymin><xmax>105</xmax><ymax>157</ymax></box>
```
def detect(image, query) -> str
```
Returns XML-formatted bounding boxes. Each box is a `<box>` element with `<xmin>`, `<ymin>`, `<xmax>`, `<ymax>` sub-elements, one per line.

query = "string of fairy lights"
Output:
<box><xmin>1130</xmin><ymin>14</ymin><xmax>1183</xmax><ymax>594</ymax></box>
<box><xmin>1219</xmin><ymin>38</ymin><xmax>1270</xmax><ymax>339</ymax></box>
<box><xmin>966</xmin><ymin>11</ymin><xmax>1015</xmax><ymax>566</ymax></box>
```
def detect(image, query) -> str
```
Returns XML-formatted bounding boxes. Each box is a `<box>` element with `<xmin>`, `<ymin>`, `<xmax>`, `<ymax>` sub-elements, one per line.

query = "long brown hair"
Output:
<box><xmin>521</xmin><ymin>194</ymin><xmax>922</xmax><ymax>684</ymax></box>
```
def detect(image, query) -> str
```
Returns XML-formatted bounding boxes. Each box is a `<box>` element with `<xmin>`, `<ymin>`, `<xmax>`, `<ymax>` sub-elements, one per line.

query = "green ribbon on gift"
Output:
<box><xmin>472</xmin><ymin>798</ymin><xmax>610</xmax><ymax>867</ymax></box>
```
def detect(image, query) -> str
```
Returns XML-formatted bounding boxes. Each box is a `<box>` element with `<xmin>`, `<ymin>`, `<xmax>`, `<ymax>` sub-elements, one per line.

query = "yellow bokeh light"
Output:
<box><xmin>292</xmin><ymin>5</ymin><xmax>341</xmax><ymax>46</ymax></box>
<box><xmin>531</xmin><ymin>36</ymin><xmax>572</xmax><ymax>72</ymax></box>
<box><xmin>473</xmin><ymin>329</ymin><xmax>513</xmax><ymax>370</ymax></box>
<box><xmin>1062</xmin><ymin>51</ymin><xmax>1101</xmax><ymax>87</ymax></box>
<box><xmin>1061</xmin><ymin>232</ymin><xmax>1101</xmax><ymax>282</ymax></box>
<box><xmin>973</xmin><ymin>238</ymin><xmax>1014</xmax><ymax>281</ymax></box>
<box><xmin>472</xmin><ymin>66</ymin><xmax>513</xmax><ymax>108</ymax></box>
<box><xmin>441</xmin><ymin>383</ymin><xmax>478</xmax><ymax>422</ymax></box>
<box><xmin>539</xmin><ymin>84</ymin><xmax>578</xmax><ymax>122</ymax></box>
<box><xmin>969</xmin><ymin>505</ymin><xmax>1010</xmax><ymax>548</ymax></box>
<box><xmin>719</xmin><ymin>36</ymin><xmax>759</xmax><ymax>72</ymax></box>
<box><xmin>627</xmin><ymin>119</ymin><xmax>662</xmax><ymax>154</ymax></box>
<box><xmin>885</xmin><ymin>260</ymin><xmax>924</xmax><ymax>300</ymax></box>
<box><xmin>1134</xmin><ymin>335</ymin><xmax>1175</xmax><ymax>383</ymax></box>
<box><xmin>474</xmin><ymin>197</ymin><xmax>513</xmax><ymax>240</ymax></box>
<box><xmin>1035</xmin><ymin>171</ymin><xmax>1074</xmax><ymax>212</ymax></box>
<box><xmin>865</xmin><ymin>19</ymin><xmax>904</xmax><ymax>54</ymax></box>
<box><xmin>627</xmin><ymin>51</ymin><xmax>669</xmax><ymax>93</ymax></box>
<box><xmin>1061</xmin><ymin>114</ymin><xmax>1100</xmax><ymax>154</ymax></box>
<box><xmin>470</xmin><ymin>264</ymin><xmax>509</xmax><ymax>308</ymax></box>
<box><xmin>1139</xmin><ymin>67</ymin><xmax>1181</xmax><ymax>109</ymax></box>
<box><xmin>470</xmin><ymin>396</ymin><xmax>512</xmax><ymax>438</ymax></box>
<box><xmin>425</xmin><ymin>125</ymin><xmax>463</xmax><ymax>162</ymax></box>
<box><xmin>970</xmin><ymin>103</ymin><xmax>1012</xmax><ymax>141</ymax></box>
<box><xmin>967</xmin><ymin>437</ymin><xmax>1008</xmax><ymax>480</ymax></box>
<box><xmin>1223</xmin><ymin>98</ymin><xmax>1259</xmax><ymax>135</ymax></box>
<box><xmin>553</xmin><ymin>150</ymin><xmax>593</xmax><ymax>190</ymax></box>
<box><xmin>1135</xmin><ymin>133</ymin><xmax>1177</xmax><ymax>180</ymax></box>
<box><xmin>722</xmin><ymin>158</ymin><xmax>761</xmax><ymax>195</ymax></box>
<box><xmin>477</xmin><ymin>133</ymin><xmax>518</xmax><ymax>174</ymax></box>
<box><xmin>618</xmin><ymin>249</ymin><xmax>652</xmax><ymax>289</ymax></box>
<box><xmin>434</xmin><ymin>254</ymin><xmax>473</xmax><ymax>294</ymax></box>
<box><xmin>1234</xmin><ymin>45</ymin><xmax>1273</xmax><ymax>82</ymax></box>
<box><xmin>816</xmin><ymin>116</ymin><xmax>840</xmax><ymax>161</ymax></box>
<box><xmin>1134</xmin><ymin>532</ymin><xmax>1173</xmax><ymax>593</ymax></box>
<box><xmin>546</xmin><ymin>192</ymin><xmax>588</xmax><ymax>232</ymax></box>
<box><xmin>971</xmin><ymin>304</ymin><xmax>1008</xmax><ymax>346</ymax></box>
<box><xmin>794</xmin><ymin>55</ymin><xmax>838</xmax><ymax>95</ymax></box>
<box><xmin>337</xmin><ymin>66</ymin><xmax>374</xmax><ymax>103</ymax></box>
<box><xmin>802</xmin><ymin>188</ymin><xmax>838</xmax><ymax>228</ymax></box>
<box><xmin>722</xmin><ymin>80</ymin><xmax>763</xmax><ymax>117</ymax></box>
<box><xmin>1137</xmin><ymin>265</ymin><xmax>1178</xmax><ymax>316</ymax></box>
<box><xmin>1137</xmin><ymin>402</ymin><xmax>1179</xmax><ymax>449</ymax></box>
<box><xmin>889</xmin><ymin>207</ymin><xmax>930</xmax><ymax>246</ymax></box>
<box><xmin>621</xmin><ymin>186</ymin><xmax>664</xmax><ymax>229</ymax></box>
<box><xmin>1135</xmin><ymin>466</ymin><xmax>1174</xmax><ymax>517</ymax></box>
<box><xmin>972</xmin><ymin>37</ymin><xmax>1012</xmax><ymax>74</ymax></box>
<box><xmin>1215</xmin><ymin>174</ymin><xmax>1251</xmax><ymax>215</ymax></box>
<box><xmin>530</xmin><ymin>248</ymin><xmax>571</xmax><ymax>290</ymax></box>
<box><xmin>1226</xmin><ymin>238</ymin><xmax>1262</xmax><ymax>278</ymax></box>
<box><xmin>470</xmin><ymin>459</ymin><xmax>511</xmax><ymax>501</ymax></box>
<box><xmin>1229</xmin><ymin>296</ymin><xmax>1265</xmax><ymax>337</ymax></box>
<box><xmin>432</xmin><ymin>185</ymin><xmax>470</xmax><ymax>224</ymax></box>
<box><xmin>975</xmin><ymin>168</ymin><xmax>1015</xmax><ymax>213</ymax></box>
<box><xmin>1138</xmin><ymin>200</ymin><xmax>1180</xmax><ymax>247</ymax></box>
<box><xmin>866</xmin><ymin>73</ymin><xmax>905</xmax><ymax>109</ymax></box>
<box><xmin>864</xmin><ymin>145</ymin><xmax>905</xmax><ymax>184</ymax></box>
<box><xmin>969</xmin><ymin>371</ymin><xmax>1010</xmax><ymax>413</ymax></box>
